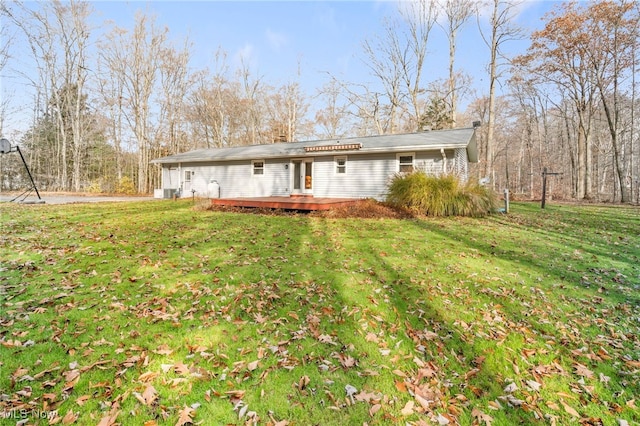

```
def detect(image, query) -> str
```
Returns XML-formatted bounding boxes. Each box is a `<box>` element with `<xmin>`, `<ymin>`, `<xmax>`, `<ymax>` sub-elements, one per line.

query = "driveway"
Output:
<box><xmin>0</xmin><ymin>192</ymin><xmax>156</xmax><ymax>205</ymax></box>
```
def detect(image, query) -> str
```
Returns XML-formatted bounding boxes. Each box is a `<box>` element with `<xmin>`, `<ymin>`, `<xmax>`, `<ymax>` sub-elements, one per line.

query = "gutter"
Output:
<box><xmin>151</xmin><ymin>144</ymin><xmax>470</xmax><ymax>165</ymax></box>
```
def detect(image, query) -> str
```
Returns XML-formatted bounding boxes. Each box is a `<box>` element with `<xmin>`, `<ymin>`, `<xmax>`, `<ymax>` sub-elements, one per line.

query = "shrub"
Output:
<box><xmin>386</xmin><ymin>172</ymin><xmax>498</xmax><ymax>217</ymax></box>
<box><xmin>115</xmin><ymin>176</ymin><xmax>136</xmax><ymax>195</ymax></box>
<box><xmin>87</xmin><ymin>179</ymin><xmax>103</xmax><ymax>194</ymax></box>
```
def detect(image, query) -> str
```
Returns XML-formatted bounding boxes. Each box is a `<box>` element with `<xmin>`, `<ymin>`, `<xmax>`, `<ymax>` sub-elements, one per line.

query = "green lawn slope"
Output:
<box><xmin>1</xmin><ymin>200</ymin><xmax>638</xmax><ymax>425</ymax></box>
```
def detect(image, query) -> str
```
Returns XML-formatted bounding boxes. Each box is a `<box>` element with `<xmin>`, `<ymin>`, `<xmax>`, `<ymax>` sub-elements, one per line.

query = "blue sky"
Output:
<box><xmin>2</xmin><ymin>0</ymin><xmax>558</xmax><ymax>138</ymax></box>
<box><xmin>92</xmin><ymin>1</ymin><xmax>404</xmax><ymax>89</ymax></box>
<box><xmin>91</xmin><ymin>0</ymin><xmax>554</xmax><ymax>89</ymax></box>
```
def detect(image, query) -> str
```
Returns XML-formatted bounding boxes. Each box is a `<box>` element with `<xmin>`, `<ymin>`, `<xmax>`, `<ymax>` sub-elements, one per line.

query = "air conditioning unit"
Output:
<box><xmin>163</xmin><ymin>188</ymin><xmax>178</xmax><ymax>199</ymax></box>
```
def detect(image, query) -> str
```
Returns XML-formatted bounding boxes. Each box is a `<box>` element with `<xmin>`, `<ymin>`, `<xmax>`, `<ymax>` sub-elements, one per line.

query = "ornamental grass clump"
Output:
<box><xmin>386</xmin><ymin>172</ymin><xmax>498</xmax><ymax>217</ymax></box>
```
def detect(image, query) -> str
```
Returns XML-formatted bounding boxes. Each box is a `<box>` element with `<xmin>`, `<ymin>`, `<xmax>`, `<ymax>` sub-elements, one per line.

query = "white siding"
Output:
<box><xmin>165</xmin><ymin>159</ymin><xmax>289</xmax><ymax>198</ymax></box>
<box><xmin>312</xmin><ymin>153</ymin><xmax>398</xmax><ymax>200</ymax></box>
<box><xmin>162</xmin><ymin>167</ymin><xmax>180</xmax><ymax>189</ymax></box>
<box><xmin>161</xmin><ymin>148</ymin><xmax>470</xmax><ymax>200</ymax></box>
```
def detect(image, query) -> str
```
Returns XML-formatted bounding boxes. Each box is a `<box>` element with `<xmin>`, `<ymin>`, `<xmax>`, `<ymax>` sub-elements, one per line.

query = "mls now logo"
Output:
<box><xmin>1</xmin><ymin>409</ymin><xmax>58</xmax><ymax>421</ymax></box>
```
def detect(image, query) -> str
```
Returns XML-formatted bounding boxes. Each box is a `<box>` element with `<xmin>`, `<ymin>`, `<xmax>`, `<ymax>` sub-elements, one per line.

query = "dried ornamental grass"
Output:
<box><xmin>386</xmin><ymin>172</ymin><xmax>498</xmax><ymax>217</ymax></box>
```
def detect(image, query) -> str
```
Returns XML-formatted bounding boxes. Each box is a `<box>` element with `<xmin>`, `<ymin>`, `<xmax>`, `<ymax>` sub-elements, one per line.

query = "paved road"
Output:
<box><xmin>0</xmin><ymin>193</ymin><xmax>156</xmax><ymax>205</ymax></box>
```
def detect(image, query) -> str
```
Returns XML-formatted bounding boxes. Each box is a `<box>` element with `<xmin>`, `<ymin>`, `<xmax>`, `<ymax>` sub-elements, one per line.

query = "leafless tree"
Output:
<box><xmin>438</xmin><ymin>0</ymin><xmax>475</xmax><ymax>128</ymax></box>
<box><xmin>399</xmin><ymin>0</ymin><xmax>439</xmax><ymax>130</ymax></box>
<box><xmin>0</xmin><ymin>12</ymin><xmax>12</xmax><ymax>137</ymax></box>
<box><xmin>585</xmin><ymin>1</ymin><xmax>639</xmax><ymax>203</ymax></box>
<box><xmin>100</xmin><ymin>11</ymin><xmax>168</xmax><ymax>193</ymax></box>
<box><xmin>478</xmin><ymin>0</ymin><xmax>523</xmax><ymax>185</ymax></box>
<box><xmin>361</xmin><ymin>18</ymin><xmax>405</xmax><ymax>134</ymax></box>
<box><xmin>4</xmin><ymin>0</ymin><xmax>94</xmax><ymax>191</ymax></box>
<box><xmin>156</xmin><ymin>38</ymin><xmax>193</xmax><ymax>159</ymax></box>
<box><xmin>314</xmin><ymin>78</ymin><xmax>353</xmax><ymax>139</ymax></box>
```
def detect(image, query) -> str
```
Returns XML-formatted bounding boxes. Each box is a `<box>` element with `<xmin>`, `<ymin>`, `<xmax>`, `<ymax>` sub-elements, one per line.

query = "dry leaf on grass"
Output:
<box><xmin>175</xmin><ymin>405</ymin><xmax>195</xmax><ymax>426</ymax></box>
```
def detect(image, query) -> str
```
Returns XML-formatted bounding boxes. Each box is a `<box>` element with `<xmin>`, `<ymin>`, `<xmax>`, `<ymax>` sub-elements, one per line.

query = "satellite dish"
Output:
<box><xmin>0</xmin><ymin>138</ymin><xmax>11</xmax><ymax>154</ymax></box>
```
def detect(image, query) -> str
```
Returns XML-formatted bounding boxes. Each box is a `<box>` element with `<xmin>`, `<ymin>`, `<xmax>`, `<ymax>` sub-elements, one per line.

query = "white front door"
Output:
<box><xmin>291</xmin><ymin>159</ymin><xmax>313</xmax><ymax>195</ymax></box>
<box><xmin>182</xmin><ymin>169</ymin><xmax>193</xmax><ymax>193</ymax></box>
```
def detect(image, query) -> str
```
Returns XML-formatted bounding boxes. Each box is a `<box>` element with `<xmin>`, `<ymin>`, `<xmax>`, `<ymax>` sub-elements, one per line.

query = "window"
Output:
<box><xmin>252</xmin><ymin>160</ymin><xmax>265</xmax><ymax>175</ymax></box>
<box><xmin>335</xmin><ymin>156</ymin><xmax>347</xmax><ymax>174</ymax></box>
<box><xmin>184</xmin><ymin>170</ymin><xmax>192</xmax><ymax>182</ymax></box>
<box><xmin>398</xmin><ymin>154</ymin><xmax>414</xmax><ymax>173</ymax></box>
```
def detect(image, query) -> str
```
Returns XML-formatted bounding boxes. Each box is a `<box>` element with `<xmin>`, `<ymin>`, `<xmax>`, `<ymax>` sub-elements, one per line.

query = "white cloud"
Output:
<box><xmin>234</xmin><ymin>42</ymin><xmax>256</xmax><ymax>67</ymax></box>
<box><xmin>266</xmin><ymin>28</ymin><xmax>288</xmax><ymax>52</ymax></box>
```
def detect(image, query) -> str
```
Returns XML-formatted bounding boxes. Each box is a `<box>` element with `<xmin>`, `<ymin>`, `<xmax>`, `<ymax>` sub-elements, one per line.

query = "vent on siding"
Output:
<box><xmin>454</xmin><ymin>148</ymin><xmax>468</xmax><ymax>181</ymax></box>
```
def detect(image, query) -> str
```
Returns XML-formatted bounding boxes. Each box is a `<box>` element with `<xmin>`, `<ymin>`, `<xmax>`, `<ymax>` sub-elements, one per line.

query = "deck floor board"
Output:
<box><xmin>210</xmin><ymin>196</ymin><xmax>360</xmax><ymax>211</ymax></box>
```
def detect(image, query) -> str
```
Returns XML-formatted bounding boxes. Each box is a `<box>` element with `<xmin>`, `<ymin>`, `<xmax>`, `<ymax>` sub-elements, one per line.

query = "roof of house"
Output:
<box><xmin>151</xmin><ymin>127</ymin><xmax>478</xmax><ymax>164</ymax></box>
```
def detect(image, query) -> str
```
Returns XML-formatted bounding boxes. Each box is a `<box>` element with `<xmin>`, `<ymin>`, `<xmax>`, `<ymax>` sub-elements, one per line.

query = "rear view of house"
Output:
<box><xmin>151</xmin><ymin>127</ymin><xmax>478</xmax><ymax>201</ymax></box>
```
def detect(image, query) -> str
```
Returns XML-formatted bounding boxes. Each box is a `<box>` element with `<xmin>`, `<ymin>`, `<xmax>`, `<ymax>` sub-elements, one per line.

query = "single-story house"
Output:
<box><xmin>151</xmin><ymin>127</ymin><xmax>478</xmax><ymax>201</ymax></box>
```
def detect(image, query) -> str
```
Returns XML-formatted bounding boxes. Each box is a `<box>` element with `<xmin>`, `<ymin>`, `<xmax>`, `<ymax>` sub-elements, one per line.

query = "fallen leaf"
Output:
<box><xmin>414</xmin><ymin>393</ymin><xmax>431</xmax><ymax>410</ymax></box>
<box><xmin>12</xmin><ymin>367</ymin><xmax>29</xmax><ymax>378</ymax></box>
<box><xmin>369</xmin><ymin>403</ymin><xmax>381</xmax><ymax>417</ymax></box>
<box><xmin>335</xmin><ymin>352</ymin><xmax>356</xmax><ymax>368</ymax></box>
<box><xmin>98</xmin><ymin>403</ymin><xmax>120</xmax><ymax>426</ymax></box>
<box><xmin>401</xmin><ymin>401</ymin><xmax>415</xmax><ymax>416</ymax></box>
<box><xmin>561</xmin><ymin>400</ymin><xmax>580</xmax><ymax>418</ymax></box>
<box><xmin>546</xmin><ymin>401</ymin><xmax>560</xmax><ymax>411</ymax></box>
<box><xmin>318</xmin><ymin>334</ymin><xmax>335</xmax><ymax>345</ymax></box>
<box><xmin>436</xmin><ymin>413</ymin><xmax>450</xmax><ymax>425</ymax></box>
<box><xmin>365</xmin><ymin>332</ymin><xmax>379</xmax><ymax>343</ymax></box>
<box><xmin>526</xmin><ymin>380</ymin><xmax>542</xmax><ymax>392</ymax></box>
<box><xmin>173</xmin><ymin>362</ymin><xmax>190</xmax><ymax>375</ymax></box>
<box><xmin>63</xmin><ymin>369</ymin><xmax>80</xmax><ymax>382</ymax></box>
<box><xmin>472</xmin><ymin>407</ymin><xmax>494</xmax><ymax>425</ymax></box>
<box><xmin>75</xmin><ymin>395</ymin><xmax>91</xmax><ymax>406</ymax></box>
<box><xmin>297</xmin><ymin>375</ymin><xmax>310</xmax><ymax>390</ymax></box>
<box><xmin>395</xmin><ymin>381</ymin><xmax>407</xmax><ymax>393</ymax></box>
<box><xmin>238</xmin><ymin>404</ymin><xmax>249</xmax><ymax>419</ymax></box>
<box><xmin>153</xmin><ymin>344</ymin><xmax>173</xmax><ymax>355</ymax></box>
<box><xmin>574</xmin><ymin>362</ymin><xmax>594</xmax><ymax>379</ymax></box>
<box><xmin>175</xmin><ymin>405</ymin><xmax>195</xmax><ymax>426</ymax></box>
<box><xmin>134</xmin><ymin>384</ymin><xmax>158</xmax><ymax>406</ymax></box>
<box><xmin>62</xmin><ymin>409</ymin><xmax>79</xmax><ymax>425</ymax></box>
<box><xmin>138</xmin><ymin>371</ymin><xmax>159</xmax><ymax>382</ymax></box>
<box><xmin>392</xmin><ymin>369</ymin><xmax>407</xmax><ymax>377</ymax></box>
<box><xmin>503</xmin><ymin>382</ymin><xmax>518</xmax><ymax>393</ymax></box>
<box><xmin>488</xmin><ymin>400</ymin><xmax>503</xmax><ymax>411</ymax></box>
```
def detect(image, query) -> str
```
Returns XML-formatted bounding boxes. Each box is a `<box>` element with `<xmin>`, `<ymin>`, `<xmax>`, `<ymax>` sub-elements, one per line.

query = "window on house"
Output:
<box><xmin>335</xmin><ymin>156</ymin><xmax>347</xmax><ymax>174</ymax></box>
<box><xmin>184</xmin><ymin>170</ymin><xmax>192</xmax><ymax>182</ymax></box>
<box><xmin>252</xmin><ymin>160</ymin><xmax>265</xmax><ymax>175</ymax></box>
<box><xmin>398</xmin><ymin>154</ymin><xmax>414</xmax><ymax>173</ymax></box>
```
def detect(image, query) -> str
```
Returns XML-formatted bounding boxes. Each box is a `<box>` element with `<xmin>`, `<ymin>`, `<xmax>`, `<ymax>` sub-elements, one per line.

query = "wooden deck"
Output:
<box><xmin>210</xmin><ymin>196</ymin><xmax>360</xmax><ymax>211</ymax></box>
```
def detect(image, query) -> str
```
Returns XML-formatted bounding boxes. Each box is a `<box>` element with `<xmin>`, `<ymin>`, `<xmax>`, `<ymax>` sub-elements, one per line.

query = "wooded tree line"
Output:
<box><xmin>1</xmin><ymin>0</ymin><xmax>638</xmax><ymax>203</ymax></box>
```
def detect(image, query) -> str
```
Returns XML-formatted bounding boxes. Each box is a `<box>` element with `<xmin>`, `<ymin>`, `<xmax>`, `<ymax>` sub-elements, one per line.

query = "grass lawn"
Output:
<box><xmin>1</xmin><ymin>200</ymin><xmax>639</xmax><ymax>425</ymax></box>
